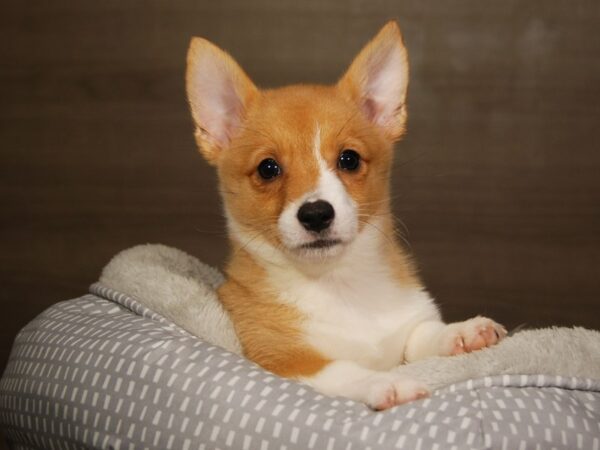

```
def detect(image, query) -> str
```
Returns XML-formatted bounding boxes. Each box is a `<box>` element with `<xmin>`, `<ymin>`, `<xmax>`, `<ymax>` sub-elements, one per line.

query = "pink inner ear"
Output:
<box><xmin>361</xmin><ymin>98</ymin><xmax>379</xmax><ymax>123</ymax></box>
<box><xmin>187</xmin><ymin>49</ymin><xmax>252</xmax><ymax>149</ymax></box>
<box><xmin>355</xmin><ymin>43</ymin><xmax>408</xmax><ymax>129</ymax></box>
<box><xmin>195</xmin><ymin>74</ymin><xmax>243</xmax><ymax>147</ymax></box>
<box><xmin>220</xmin><ymin>86</ymin><xmax>245</xmax><ymax>142</ymax></box>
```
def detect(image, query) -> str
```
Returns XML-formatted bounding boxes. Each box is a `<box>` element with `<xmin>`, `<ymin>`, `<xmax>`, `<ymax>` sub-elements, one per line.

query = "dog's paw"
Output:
<box><xmin>365</xmin><ymin>374</ymin><xmax>429</xmax><ymax>411</ymax></box>
<box><xmin>441</xmin><ymin>316</ymin><xmax>507</xmax><ymax>356</ymax></box>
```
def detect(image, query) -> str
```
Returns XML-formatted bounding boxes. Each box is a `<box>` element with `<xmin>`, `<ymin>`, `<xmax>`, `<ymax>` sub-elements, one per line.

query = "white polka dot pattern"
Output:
<box><xmin>0</xmin><ymin>284</ymin><xmax>599</xmax><ymax>449</ymax></box>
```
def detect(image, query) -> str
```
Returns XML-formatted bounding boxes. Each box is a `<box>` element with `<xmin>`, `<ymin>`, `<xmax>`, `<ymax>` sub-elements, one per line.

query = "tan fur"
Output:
<box><xmin>337</xmin><ymin>22</ymin><xmax>409</xmax><ymax>141</ymax></box>
<box><xmin>218</xmin><ymin>83</ymin><xmax>406</xmax><ymax>241</ymax></box>
<box><xmin>184</xmin><ymin>23</ymin><xmax>508</xmax><ymax>409</ymax></box>
<box><xmin>186</xmin><ymin>37</ymin><xmax>258</xmax><ymax>163</ymax></box>
<box><xmin>188</xmin><ymin>21</ymin><xmax>419</xmax><ymax>378</ymax></box>
<box><xmin>216</xmin><ymin>83</ymin><xmax>420</xmax><ymax>376</ymax></box>
<box><xmin>218</xmin><ymin>246</ymin><xmax>331</xmax><ymax>377</ymax></box>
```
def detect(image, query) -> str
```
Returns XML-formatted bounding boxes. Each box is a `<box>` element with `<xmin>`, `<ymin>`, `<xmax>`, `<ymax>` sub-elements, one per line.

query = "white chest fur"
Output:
<box><xmin>228</xmin><ymin>212</ymin><xmax>442</xmax><ymax>371</ymax></box>
<box><xmin>266</xmin><ymin>227</ymin><xmax>441</xmax><ymax>371</ymax></box>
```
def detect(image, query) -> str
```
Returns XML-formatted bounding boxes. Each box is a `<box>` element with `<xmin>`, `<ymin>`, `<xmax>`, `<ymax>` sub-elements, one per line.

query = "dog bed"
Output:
<box><xmin>1</xmin><ymin>244</ymin><xmax>599</xmax><ymax>450</ymax></box>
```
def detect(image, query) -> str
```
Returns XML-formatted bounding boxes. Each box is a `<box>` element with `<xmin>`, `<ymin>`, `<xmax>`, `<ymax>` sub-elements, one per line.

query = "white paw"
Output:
<box><xmin>364</xmin><ymin>374</ymin><xmax>429</xmax><ymax>411</ymax></box>
<box><xmin>441</xmin><ymin>316</ymin><xmax>507</xmax><ymax>356</ymax></box>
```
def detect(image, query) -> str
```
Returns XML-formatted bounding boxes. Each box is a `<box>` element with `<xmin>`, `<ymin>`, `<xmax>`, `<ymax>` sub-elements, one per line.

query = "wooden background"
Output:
<box><xmin>1</xmin><ymin>0</ymin><xmax>600</xmax><ymax>401</ymax></box>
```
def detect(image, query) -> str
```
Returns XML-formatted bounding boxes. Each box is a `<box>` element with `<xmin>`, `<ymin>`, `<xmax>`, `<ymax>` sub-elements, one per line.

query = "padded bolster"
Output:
<box><xmin>0</xmin><ymin>287</ymin><xmax>599</xmax><ymax>449</ymax></box>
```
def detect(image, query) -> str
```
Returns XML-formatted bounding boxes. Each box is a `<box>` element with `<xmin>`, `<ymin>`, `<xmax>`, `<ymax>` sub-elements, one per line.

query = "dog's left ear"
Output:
<box><xmin>338</xmin><ymin>21</ymin><xmax>409</xmax><ymax>140</ymax></box>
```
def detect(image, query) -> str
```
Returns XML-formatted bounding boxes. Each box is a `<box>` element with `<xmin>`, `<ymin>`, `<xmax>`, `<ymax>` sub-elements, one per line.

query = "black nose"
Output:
<box><xmin>297</xmin><ymin>200</ymin><xmax>335</xmax><ymax>232</ymax></box>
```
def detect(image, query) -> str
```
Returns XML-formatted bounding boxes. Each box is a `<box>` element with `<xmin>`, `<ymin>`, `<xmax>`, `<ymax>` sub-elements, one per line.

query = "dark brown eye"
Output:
<box><xmin>257</xmin><ymin>158</ymin><xmax>281</xmax><ymax>180</ymax></box>
<box><xmin>338</xmin><ymin>149</ymin><xmax>360</xmax><ymax>171</ymax></box>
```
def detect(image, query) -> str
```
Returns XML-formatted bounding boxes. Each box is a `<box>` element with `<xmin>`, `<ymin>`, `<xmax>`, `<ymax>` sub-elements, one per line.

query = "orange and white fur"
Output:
<box><xmin>185</xmin><ymin>21</ymin><xmax>507</xmax><ymax>410</ymax></box>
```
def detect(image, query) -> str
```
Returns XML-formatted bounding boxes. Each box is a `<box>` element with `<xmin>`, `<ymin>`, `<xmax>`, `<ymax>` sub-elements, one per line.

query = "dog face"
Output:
<box><xmin>186</xmin><ymin>22</ymin><xmax>409</xmax><ymax>262</ymax></box>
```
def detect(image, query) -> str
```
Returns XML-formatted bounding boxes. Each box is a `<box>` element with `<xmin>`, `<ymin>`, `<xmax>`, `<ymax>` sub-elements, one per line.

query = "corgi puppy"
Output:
<box><xmin>185</xmin><ymin>21</ymin><xmax>507</xmax><ymax>410</ymax></box>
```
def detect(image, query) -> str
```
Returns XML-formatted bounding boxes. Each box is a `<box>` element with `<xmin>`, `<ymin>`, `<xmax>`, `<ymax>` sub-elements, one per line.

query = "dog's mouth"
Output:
<box><xmin>298</xmin><ymin>238</ymin><xmax>342</xmax><ymax>250</ymax></box>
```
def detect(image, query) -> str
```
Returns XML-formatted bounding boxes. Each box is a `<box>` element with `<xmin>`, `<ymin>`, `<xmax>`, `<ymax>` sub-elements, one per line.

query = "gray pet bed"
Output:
<box><xmin>1</xmin><ymin>244</ymin><xmax>599</xmax><ymax>450</ymax></box>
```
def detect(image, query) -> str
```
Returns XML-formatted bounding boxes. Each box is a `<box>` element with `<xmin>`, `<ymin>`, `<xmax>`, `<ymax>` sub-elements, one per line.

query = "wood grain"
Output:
<box><xmin>1</xmin><ymin>0</ymin><xmax>599</xmax><ymax>396</ymax></box>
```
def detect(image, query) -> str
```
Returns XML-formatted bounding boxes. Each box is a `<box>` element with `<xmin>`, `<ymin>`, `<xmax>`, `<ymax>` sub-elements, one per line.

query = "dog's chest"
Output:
<box><xmin>271</xmin><ymin>266</ymin><xmax>438</xmax><ymax>371</ymax></box>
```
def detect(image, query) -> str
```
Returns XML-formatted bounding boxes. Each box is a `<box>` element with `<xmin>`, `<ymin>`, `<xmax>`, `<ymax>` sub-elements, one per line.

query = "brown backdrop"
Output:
<box><xmin>2</xmin><ymin>0</ymin><xmax>600</xmax><ymax>390</ymax></box>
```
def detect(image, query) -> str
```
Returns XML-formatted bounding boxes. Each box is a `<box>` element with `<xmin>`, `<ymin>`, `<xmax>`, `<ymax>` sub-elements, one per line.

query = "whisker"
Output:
<box><xmin>233</xmin><ymin>125</ymin><xmax>277</xmax><ymax>146</ymax></box>
<box><xmin>220</xmin><ymin>189</ymin><xmax>240</xmax><ymax>196</ymax></box>
<box><xmin>359</xmin><ymin>193</ymin><xmax>404</xmax><ymax>206</ymax></box>
<box><xmin>234</xmin><ymin>228</ymin><xmax>269</xmax><ymax>257</ymax></box>
<box><xmin>357</xmin><ymin>210</ymin><xmax>412</xmax><ymax>251</ymax></box>
<box><xmin>335</xmin><ymin>110</ymin><xmax>361</xmax><ymax>139</ymax></box>
<box><xmin>393</xmin><ymin>149</ymin><xmax>432</xmax><ymax>170</ymax></box>
<box><xmin>358</xmin><ymin>218</ymin><xmax>396</xmax><ymax>248</ymax></box>
<box><xmin>393</xmin><ymin>216</ymin><xmax>411</xmax><ymax>240</ymax></box>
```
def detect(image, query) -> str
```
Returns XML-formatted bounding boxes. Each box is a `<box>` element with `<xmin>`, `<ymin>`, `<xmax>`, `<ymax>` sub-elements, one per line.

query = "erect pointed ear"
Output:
<box><xmin>186</xmin><ymin>38</ymin><xmax>258</xmax><ymax>164</ymax></box>
<box><xmin>337</xmin><ymin>21</ymin><xmax>409</xmax><ymax>140</ymax></box>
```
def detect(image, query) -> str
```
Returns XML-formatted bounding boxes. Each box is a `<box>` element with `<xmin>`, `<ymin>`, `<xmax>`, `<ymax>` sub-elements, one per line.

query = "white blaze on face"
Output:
<box><xmin>278</xmin><ymin>125</ymin><xmax>358</xmax><ymax>254</ymax></box>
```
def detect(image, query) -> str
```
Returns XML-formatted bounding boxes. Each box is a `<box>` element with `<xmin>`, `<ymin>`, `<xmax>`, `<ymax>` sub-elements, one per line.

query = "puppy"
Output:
<box><xmin>185</xmin><ymin>21</ymin><xmax>506</xmax><ymax>410</ymax></box>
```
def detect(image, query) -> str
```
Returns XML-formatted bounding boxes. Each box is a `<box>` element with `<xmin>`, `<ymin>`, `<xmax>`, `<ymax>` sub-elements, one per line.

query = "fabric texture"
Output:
<box><xmin>99</xmin><ymin>244</ymin><xmax>600</xmax><ymax>391</ymax></box>
<box><xmin>0</xmin><ymin>286</ymin><xmax>599</xmax><ymax>450</ymax></box>
<box><xmin>99</xmin><ymin>244</ymin><xmax>240</xmax><ymax>355</ymax></box>
<box><xmin>1</xmin><ymin>244</ymin><xmax>600</xmax><ymax>449</ymax></box>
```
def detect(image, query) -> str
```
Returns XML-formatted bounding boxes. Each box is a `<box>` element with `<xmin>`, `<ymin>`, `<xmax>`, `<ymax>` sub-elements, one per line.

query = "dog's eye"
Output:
<box><xmin>338</xmin><ymin>149</ymin><xmax>360</xmax><ymax>171</ymax></box>
<box><xmin>257</xmin><ymin>158</ymin><xmax>281</xmax><ymax>180</ymax></box>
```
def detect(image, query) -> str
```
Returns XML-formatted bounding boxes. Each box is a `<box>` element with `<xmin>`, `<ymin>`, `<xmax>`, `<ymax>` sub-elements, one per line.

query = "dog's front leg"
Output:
<box><xmin>404</xmin><ymin>316</ymin><xmax>508</xmax><ymax>362</ymax></box>
<box><xmin>301</xmin><ymin>360</ymin><xmax>429</xmax><ymax>410</ymax></box>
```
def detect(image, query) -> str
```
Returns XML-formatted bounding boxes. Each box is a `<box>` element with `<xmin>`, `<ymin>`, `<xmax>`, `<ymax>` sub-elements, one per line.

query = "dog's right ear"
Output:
<box><xmin>186</xmin><ymin>38</ymin><xmax>258</xmax><ymax>164</ymax></box>
<box><xmin>337</xmin><ymin>21</ymin><xmax>409</xmax><ymax>141</ymax></box>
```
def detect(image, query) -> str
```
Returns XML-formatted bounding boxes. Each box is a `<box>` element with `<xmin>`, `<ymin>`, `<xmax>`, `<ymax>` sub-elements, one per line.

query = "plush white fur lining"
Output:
<box><xmin>99</xmin><ymin>244</ymin><xmax>600</xmax><ymax>390</ymax></box>
<box><xmin>393</xmin><ymin>326</ymin><xmax>600</xmax><ymax>390</ymax></box>
<box><xmin>99</xmin><ymin>244</ymin><xmax>242</xmax><ymax>355</ymax></box>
